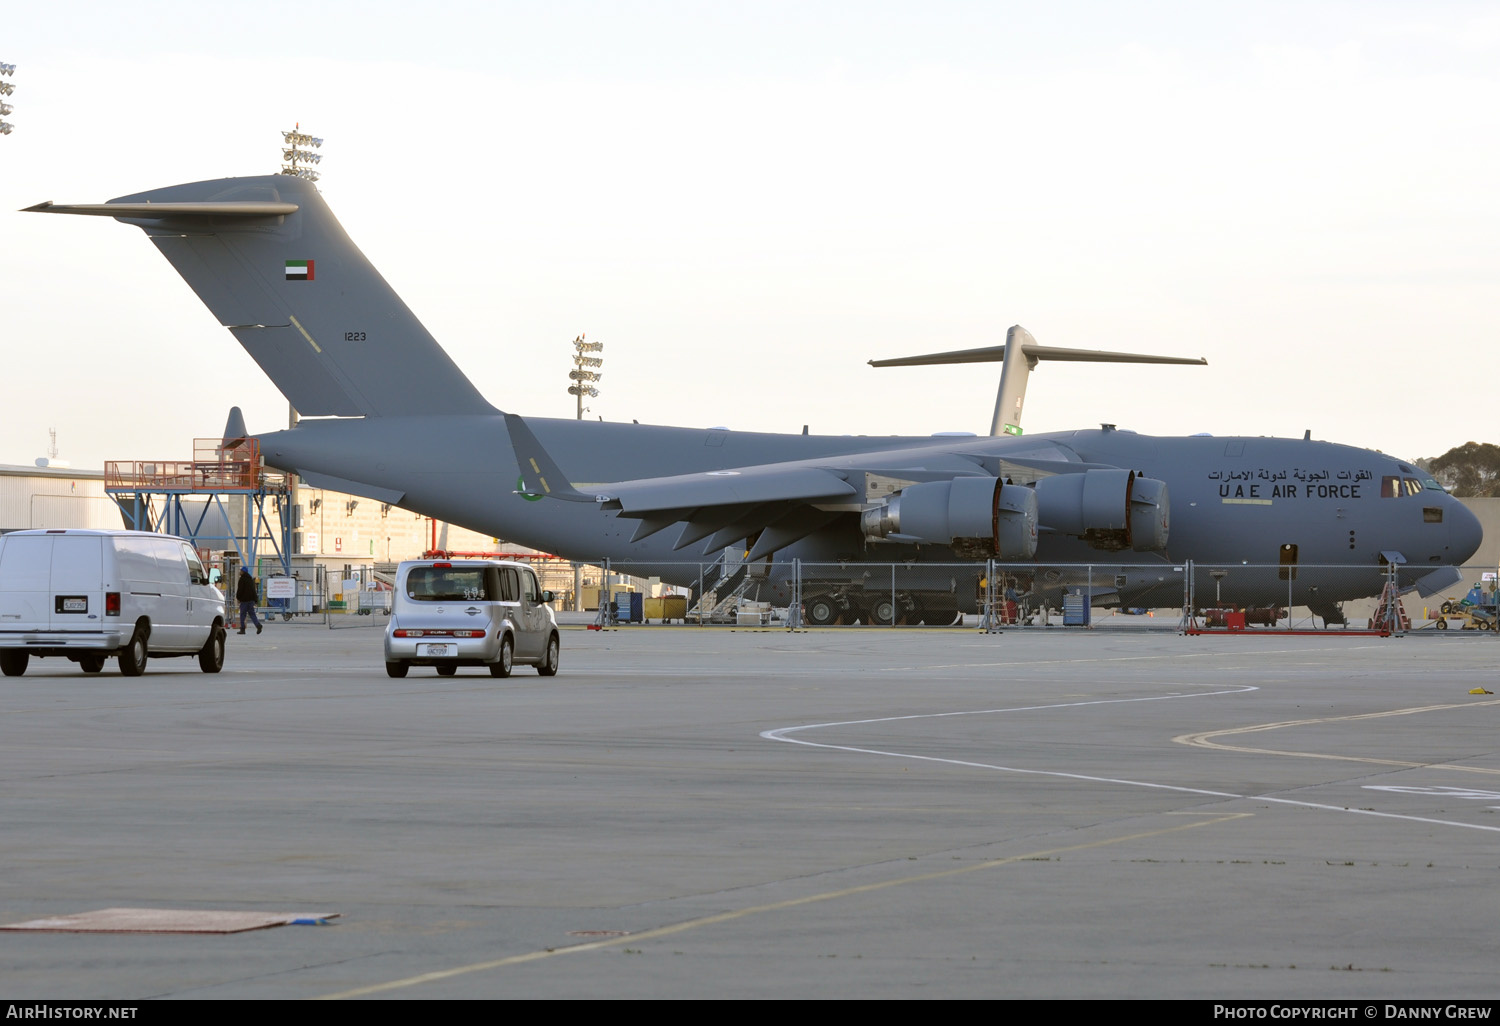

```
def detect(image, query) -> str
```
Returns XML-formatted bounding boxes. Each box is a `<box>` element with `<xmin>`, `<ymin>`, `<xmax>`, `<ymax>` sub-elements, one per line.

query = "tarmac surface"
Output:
<box><xmin>3</xmin><ymin>616</ymin><xmax>1500</xmax><ymax>999</ymax></box>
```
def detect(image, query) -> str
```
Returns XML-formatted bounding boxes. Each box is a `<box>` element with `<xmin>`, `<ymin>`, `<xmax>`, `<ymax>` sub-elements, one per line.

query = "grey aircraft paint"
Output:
<box><xmin>26</xmin><ymin>176</ymin><xmax>1483</xmax><ymax>620</ymax></box>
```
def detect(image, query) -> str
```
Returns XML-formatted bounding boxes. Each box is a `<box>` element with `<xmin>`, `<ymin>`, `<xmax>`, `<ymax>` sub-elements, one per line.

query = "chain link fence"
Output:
<box><xmin>238</xmin><ymin>563</ymin><xmax>395</xmax><ymax>629</ymax></box>
<box><xmin>587</xmin><ymin>557</ymin><xmax>1496</xmax><ymax>634</ymax></box>
<box><xmin>235</xmin><ymin>554</ymin><xmax>1494</xmax><ymax>635</ymax></box>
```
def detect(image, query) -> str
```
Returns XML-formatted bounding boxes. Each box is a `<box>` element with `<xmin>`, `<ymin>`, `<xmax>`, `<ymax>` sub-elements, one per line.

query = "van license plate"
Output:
<box><xmin>56</xmin><ymin>596</ymin><xmax>87</xmax><ymax>614</ymax></box>
<box><xmin>420</xmin><ymin>643</ymin><xmax>452</xmax><ymax>657</ymax></box>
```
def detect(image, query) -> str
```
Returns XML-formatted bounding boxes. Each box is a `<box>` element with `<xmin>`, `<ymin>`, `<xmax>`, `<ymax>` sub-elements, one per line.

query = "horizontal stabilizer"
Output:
<box><xmin>22</xmin><ymin>200</ymin><xmax>299</xmax><ymax>218</ymax></box>
<box><xmin>26</xmin><ymin>176</ymin><xmax>494</xmax><ymax>418</ymax></box>
<box><xmin>870</xmin><ymin>325</ymin><xmax>1206</xmax><ymax>438</ymax></box>
<box><xmin>870</xmin><ymin>344</ymin><xmax>1206</xmax><ymax>368</ymax></box>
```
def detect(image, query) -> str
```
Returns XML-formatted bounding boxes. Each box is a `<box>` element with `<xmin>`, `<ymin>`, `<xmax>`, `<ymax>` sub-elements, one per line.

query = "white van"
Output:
<box><xmin>384</xmin><ymin>559</ymin><xmax>559</xmax><ymax>678</ymax></box>
<box><xmin>0</xmin><ymin>529</ymin><xmax>227</xmax><ymax>676</ymax></box>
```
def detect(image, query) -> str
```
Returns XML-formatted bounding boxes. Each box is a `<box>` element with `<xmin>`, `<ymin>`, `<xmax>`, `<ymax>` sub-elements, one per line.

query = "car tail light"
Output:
<box><xmin>105</xmin><ymin>592</ymin><xmax>121</xmax><ymax>616</ymax></box>
<box><xmin>452</xmin><ymin>629</ymin><xmax>484</xmax><ymax>638</ymax></box>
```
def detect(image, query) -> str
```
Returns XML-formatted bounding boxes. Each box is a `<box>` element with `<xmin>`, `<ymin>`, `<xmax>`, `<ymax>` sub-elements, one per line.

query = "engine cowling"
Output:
<box><xmin>1033</xmin><ymin>469</ymin><xmax>1169</xmax><ymax>552</ymax></box>
<box><xmin>861</xmin><ymin>477</ymin><xmax>1037</xmax><ymax>559</ymax></box>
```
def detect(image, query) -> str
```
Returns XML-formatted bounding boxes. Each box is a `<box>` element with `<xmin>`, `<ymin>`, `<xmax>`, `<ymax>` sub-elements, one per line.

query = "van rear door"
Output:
<box><xmin>0</xmin><ymin>535</ymin><xmax>53</xmax><ymax>631</ymax></box>
<box><xmin>48</xmin><ymin>535</ymin><xmax>104</xmax><ymax>633</ymax></box>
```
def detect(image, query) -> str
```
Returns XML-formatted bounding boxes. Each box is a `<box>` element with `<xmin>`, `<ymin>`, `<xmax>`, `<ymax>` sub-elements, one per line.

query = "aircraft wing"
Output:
<box><xmin>506</xmin><ymin>415</ymin><xmax>1169</xmax><ymax>561</ymax></box>
<box><xmin>505</xmin><ymin>414</ymin><xmax>1069</xmax><ymax>560</ymax></box>
<box><xmin>591</xmin><ymin>465</ymin><xmax>858</xmax><ymax>514</ymax></box>
<box><xmin>506</xmin><ymin>413</ymin><xmax>856</xmax><ymax>513</ymax></box>
<box><xmin>507</xmin><ymin>415</ymin><xmax>864</xmax><ymax>556</ymax></box>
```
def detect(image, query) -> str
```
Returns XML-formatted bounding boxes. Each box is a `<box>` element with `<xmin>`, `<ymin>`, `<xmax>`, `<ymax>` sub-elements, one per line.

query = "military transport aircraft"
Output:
<box><xmin>25</xmin><ymin>175</ymin><xmax>1483</xmax><ymax>623</ymax></box>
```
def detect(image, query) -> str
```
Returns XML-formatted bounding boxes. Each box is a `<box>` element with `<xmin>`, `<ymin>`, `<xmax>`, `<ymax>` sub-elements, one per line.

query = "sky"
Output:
<box><xmin>2</xmin><ymin>1</ymin><xmax>1496</xmax><ymax>469</ymax></box>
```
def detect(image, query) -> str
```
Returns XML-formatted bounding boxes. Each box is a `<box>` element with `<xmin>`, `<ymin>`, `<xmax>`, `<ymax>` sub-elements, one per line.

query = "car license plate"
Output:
<box><xmin>420</xmin><ymin>643</ymin><xmax>452</xmax><ymax>657</ymax></box>
<box><xmin>56</xmin><ymin>596</ymin><xmax>87</xmax><ymax>614</ymax></box>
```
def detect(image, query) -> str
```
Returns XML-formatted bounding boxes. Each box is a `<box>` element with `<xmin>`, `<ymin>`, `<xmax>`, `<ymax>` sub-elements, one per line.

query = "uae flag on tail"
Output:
<box><xmin>285</xmin><ymin>259</ymin><xmax>315</xmax><ymax>281</ymax></box>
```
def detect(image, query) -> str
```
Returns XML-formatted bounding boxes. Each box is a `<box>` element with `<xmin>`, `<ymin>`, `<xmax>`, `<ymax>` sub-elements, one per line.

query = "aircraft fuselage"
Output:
<box><xmin>256</xmin><ymin>416</ymin><xmax>1479</xmax><ymax>613</ymax></box>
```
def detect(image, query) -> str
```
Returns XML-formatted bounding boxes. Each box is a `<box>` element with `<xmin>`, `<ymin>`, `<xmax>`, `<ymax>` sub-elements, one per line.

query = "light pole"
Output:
<box><xmin>280</xmin><ymin>125</ymin><xmax>324</xmax><ymax>182</ymax></box>
<box><xmin>568</xmin><ymin>334</ymin><xmax>603</xmax><ymax>420</ymax></box>
<box><xmin>278</xmin><ymin>124</ymin><xmax>325</xmax><ymax>557</ymax></box>
<box><xmin>0</xmin><ymin>61</ymin><xmax>17</xmax><ymax>136</ymax></box>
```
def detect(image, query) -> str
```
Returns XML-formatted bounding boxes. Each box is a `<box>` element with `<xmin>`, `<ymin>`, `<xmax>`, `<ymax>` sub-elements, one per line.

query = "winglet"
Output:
<box><xmin>503</xmin><ymin>414</ymin><xmax>594</xmax><ymax>503</ymax></box>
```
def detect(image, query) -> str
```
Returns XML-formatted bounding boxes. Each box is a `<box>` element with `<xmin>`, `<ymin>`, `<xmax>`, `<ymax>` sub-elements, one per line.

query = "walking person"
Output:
<box><xmin>236</xmin><ymin>568</ymin><xmax>263</xmax><ymax>635</ymax></box>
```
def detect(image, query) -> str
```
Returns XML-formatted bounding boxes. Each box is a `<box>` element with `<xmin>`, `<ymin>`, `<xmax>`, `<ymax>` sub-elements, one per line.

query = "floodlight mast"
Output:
<box><xmin>0</xmin><ymin>61</ymin><xmax>15</xmax><ymax>136</ymax></box>
<box><xmin>568</xmin><ymin>333</ymin><xmax>604</xmax><ymax>420</ymax></box>
<box><xmin>278</xmin><ymin>122</ymin><xmax>324</xmax><ymax>182</ymax></box>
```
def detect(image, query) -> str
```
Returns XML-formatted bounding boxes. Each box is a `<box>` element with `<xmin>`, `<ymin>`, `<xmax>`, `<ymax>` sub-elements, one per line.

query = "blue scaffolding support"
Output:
<box><xmin>104</xmin><ymin>439</ymin><xmax>292</xmax><ymax>575</ymax></box>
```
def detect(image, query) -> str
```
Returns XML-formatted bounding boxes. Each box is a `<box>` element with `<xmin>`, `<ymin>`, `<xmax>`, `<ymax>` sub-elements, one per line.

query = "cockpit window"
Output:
<box><xmin>1385</xmin><ymin>474</ymin><xmax>1448</xmax><ymax>498</ymax></box>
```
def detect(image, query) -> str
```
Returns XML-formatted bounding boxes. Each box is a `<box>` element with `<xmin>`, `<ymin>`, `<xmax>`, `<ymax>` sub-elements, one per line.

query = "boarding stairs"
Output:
<box><xmin>688</xmin><ymin>552</ymin><xmax>759</xmax><ymax>624</ymax></box>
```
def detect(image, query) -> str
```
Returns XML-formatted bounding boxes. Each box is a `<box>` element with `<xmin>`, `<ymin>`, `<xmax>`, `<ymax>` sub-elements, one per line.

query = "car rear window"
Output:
<box><xmin>405</xmin><ymin>567</ymin><xmax>496</xmax><ymax>601</ymax></box>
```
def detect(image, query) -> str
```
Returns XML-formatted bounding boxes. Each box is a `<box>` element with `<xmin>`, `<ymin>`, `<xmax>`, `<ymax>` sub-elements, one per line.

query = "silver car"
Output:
<box><xmin>383</xmin><ymin>560</ymin><xmax>559</xmax><ymax>678</ymax></box>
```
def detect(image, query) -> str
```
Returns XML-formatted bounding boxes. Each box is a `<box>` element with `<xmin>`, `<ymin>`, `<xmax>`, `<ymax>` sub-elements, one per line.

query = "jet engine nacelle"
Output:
<box><xmin>1033</xmin><ymin>469</ymin><xmax>1170</xmax><ymax>552</ymax></box>
<box><xmin>861</xmin><ymin>476</ymin><xmax>1038</xmax><ymax>560</ymax></box>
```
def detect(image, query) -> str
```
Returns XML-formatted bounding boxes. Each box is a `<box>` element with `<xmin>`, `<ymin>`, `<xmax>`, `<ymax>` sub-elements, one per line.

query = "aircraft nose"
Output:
<box><xmin>1449</xmin><ymin>499</ymin><xmax>1483</xmax><ymax>564</ymax></box>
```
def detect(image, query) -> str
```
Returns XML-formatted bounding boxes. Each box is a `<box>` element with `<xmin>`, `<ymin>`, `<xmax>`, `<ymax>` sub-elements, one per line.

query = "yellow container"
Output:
<box><xmin>643</xmin><ymin>595</ymin><xmax>688</xmax><ymax>621</ymax></box>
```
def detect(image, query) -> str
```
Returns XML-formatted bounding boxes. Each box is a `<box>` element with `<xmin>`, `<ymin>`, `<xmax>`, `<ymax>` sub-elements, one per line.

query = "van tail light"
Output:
<box><xmin>105</xmin><ymin>592</ymin><xmax>121</xmax><ymax>616</ymax></box>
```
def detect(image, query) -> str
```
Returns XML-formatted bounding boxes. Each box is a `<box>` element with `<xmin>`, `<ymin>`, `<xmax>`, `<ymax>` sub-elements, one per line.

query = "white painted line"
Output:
<box><xmin>761</xmin><ymin>685</ymin><xmax>1500</xmax><ymax>835</ymax></box>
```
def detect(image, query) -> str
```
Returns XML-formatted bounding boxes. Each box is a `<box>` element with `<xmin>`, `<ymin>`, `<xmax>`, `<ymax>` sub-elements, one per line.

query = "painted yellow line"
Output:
<box><xmin>317</xmin><ymin>812</ymin><xmax>1247</xmax><ymax>999</ymax></box>
<box><xmin>1175</xmin><ymin>699</ymin><xmax>1500</xmax><ymax>773</ymax></box>
<box><xmin>289</xmin><ymin>314</ymin><xmax>321</xmax><ymax>353</ymax></box>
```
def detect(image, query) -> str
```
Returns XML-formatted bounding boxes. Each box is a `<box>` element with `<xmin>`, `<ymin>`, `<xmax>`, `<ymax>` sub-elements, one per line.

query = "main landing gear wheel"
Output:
<box><xmin>805</xmin><ymin>596</ymin><xmax>840</xmax><ymax>626</ymax></box>
<box><xmin>868</xmin><ymin>597</ymin><xmax>897</xmax><ymax>625</ymax></box>
<box><xmin>489</xmin><ymin>636</ymin><xmax>514</xmax><ymax>678</ymax></box>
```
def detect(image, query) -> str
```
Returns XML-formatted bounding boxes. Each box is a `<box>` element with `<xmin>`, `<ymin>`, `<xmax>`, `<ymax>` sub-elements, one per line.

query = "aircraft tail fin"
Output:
<box><xmin>26</xmin><ymin>176</ymin><xmax>494</xmax><ymax>419</ymax></box>
<box><xmin>871</xmin><ymin>325</ymin><xmax>1206</xmax><ymax>438</ymax></box>
<box><xmin>221</xmin><ymin>405</ymin><xmax>248</xmax><ymax>442</ymax></box>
